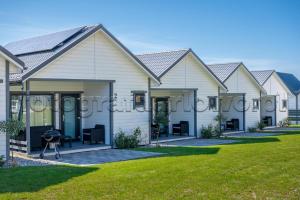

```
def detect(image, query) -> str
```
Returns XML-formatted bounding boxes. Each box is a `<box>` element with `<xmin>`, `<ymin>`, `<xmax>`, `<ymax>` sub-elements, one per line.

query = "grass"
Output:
<box><xmin>288</xmin><ymin>124</ymin><xmax>300</xmax><ymax>128</ymax></box>
<box><xmin>1</xmin><ymin>134</ymin><xmax>300</xmax><ymax>199</ymax></box>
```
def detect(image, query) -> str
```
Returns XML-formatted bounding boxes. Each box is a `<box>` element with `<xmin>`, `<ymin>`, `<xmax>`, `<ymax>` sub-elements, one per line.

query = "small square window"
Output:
<box><xmin>253</xmin><ymin>99</ymin><xmax>259</xmax><ymax>109</ymax></box>
<box><xmin>282</xmin><ymin>100</ymin><xmax>287</xmax><ymax>109</ymax></box>
<box><xmin>133</xmin><ymin>92</ymin><xmax>145</xmax><ymax>109</ymax></box>
<box><xmin>208</xmin><ymin>97</ymin><xmax>217</xmax><ymax>110</ymax></box>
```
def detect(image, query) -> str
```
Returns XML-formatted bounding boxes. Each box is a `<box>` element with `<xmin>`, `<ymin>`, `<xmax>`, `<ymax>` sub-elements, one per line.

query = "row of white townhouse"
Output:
<box><xmin>0</xmin><ymin>24</ymin><xmax>294</xmax><ymax>159</ymax></box>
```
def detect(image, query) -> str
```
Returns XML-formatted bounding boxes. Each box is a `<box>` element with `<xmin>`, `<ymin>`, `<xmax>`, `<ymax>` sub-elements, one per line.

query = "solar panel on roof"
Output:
<box><xmin>277</xmin><ymin>72</ymin><xmax>300</xmax><ymax>94</ymax></box>
<box><xmin>4</xmin><ymin>26</ymin><xmax>85</xmax><ymax>55</ymax></box>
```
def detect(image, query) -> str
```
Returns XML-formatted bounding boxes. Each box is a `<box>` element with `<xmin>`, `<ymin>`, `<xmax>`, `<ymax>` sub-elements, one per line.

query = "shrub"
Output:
<box><xmin>248</xmin><ymin>127</ymin><xmax>257</xmax><ymax>132</ymax></box>
<box><xmin>213</xmin><ymin>125</ymin><xmax>222</xmax><ymax>138</ymax></box>
<box><xmin>278</xmin><ymin>118</ymin><xmax>289</xmax><ymax>127</ymax></box>
<box><xmin>114</xmin><ymin>127</ymin><xmax>141</xmax><ymax>149</ymax></box>
<box><xmin>201</xmin><ymin>125</ymin><xmax>214</xmax><ymax>139</ymax></box>
<box><xmin>0</xmin><ymin>155</ymin><xmax>5</xmax><ymax>168</ymax></box>
<box><xmin>257</xmin><ymin>121</ymin><xmax>265</xmax><ymax>130</ymax></box>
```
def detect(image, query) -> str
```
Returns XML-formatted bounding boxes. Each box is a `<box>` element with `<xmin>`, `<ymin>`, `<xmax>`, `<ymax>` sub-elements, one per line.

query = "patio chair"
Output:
<box><xmin>172</xmin><ymin>121</ymin><xmax>189</xmax><ymax>136</ymax></box>
<box><xmin>82</xmin><ymin>124</ymin><xmax>105</xmax><ymax>144</ymax></box>
<box><xmin>262</xmin><ymin>116</ymin><xmax>272</xmax><ymax>126</ymax></box>
<box><xmin>226</xmin><ymin>119</ymin><xmax>239</xmax><ymax>131</ymax></box>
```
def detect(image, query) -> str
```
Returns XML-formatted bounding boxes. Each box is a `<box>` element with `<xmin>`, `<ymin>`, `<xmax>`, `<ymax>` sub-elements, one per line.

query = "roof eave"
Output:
<box><xmin>0</xmin><ymin>45</ymin><xmax>25</xmax><ymax>69</ymax></box>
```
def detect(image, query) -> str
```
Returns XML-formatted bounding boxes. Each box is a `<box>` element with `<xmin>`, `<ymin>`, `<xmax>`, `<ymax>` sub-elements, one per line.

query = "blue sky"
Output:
<box><xmin>0</xmin><ymin>0</ymin><xmax>299</xmax><ymax>77</ymax></box>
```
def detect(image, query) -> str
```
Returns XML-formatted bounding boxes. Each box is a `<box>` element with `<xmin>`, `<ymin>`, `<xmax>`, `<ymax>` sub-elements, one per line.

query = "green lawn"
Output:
<box><xmin>1</xmin><ymin>134</ymin><xmax>300</xmax><ymax>200</ymax></box>
<box><xmin>289</xmin><ymin>124</ymin><xmax>300</xmax><ymax>128</ymax></box>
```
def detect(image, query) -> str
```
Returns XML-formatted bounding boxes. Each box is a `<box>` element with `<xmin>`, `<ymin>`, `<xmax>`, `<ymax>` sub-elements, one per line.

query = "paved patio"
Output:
<box><xmin>156</xmin><ymin>138</ymin><xmax>238</xmax><ymax>147</ymax></box>
<box><xmin>45</xmin><ymin>149</ymin><xmax>163</xmax><ymax>166</ymax></box>
<box><xmin>224</xmin><ymin>132</ymin><xmax>279</xmax><ymax>137</ymax></box>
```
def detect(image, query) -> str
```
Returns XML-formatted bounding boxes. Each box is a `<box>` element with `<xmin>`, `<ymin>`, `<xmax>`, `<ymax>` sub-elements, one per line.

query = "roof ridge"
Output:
<box><xmin>251</xmin><ymin>69</ymin><xmax>275</xmax><ymax>72</ymax></box>
<box><xmin>207</xmin><ymin>62</ymin><xmax>242</xmax><ymax>66</ymax></box>
<box><xmin>136</xmin><ymin>48</ymin><xmax>189</xmax><ymax>56</ymax></box>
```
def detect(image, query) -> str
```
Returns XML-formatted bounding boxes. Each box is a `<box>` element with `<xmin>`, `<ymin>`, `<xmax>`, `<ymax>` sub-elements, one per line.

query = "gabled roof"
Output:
<box><xmin>5</xmin><ymin>24</ymin><xmax>160</xmax><ymax>83</ymax></box>
<box><xmin>0</xmin><ymin>45</ymin><xmax>25</xmax><ymax>69</ymax></box>
<box><xmin>136</xmin><ymin>49</ymin><xmax>189</xmax><ymax>77</ymax></box>
<box><xmin>207</xmin><ymin>62</ymin><xmax>265</xmax><ymax>93</ymax></box>
<box><xmin>207</xmin><ymin>62</ymin><xmax>241</xmax><ymax>82</ymax></box>
<box><xmin>251</xmin><ymin>70</ymin><xmax>275</xmax><ymax>85</ymax></box>
<box><xmin>277</xmin><ymin>72</ymin><xmax>300</xmax><ymax>95</ymax></box>
<box><xmin>136</xmin><ymin>49</ymin><xmax>227</xmax><ymax>89</ymax></box>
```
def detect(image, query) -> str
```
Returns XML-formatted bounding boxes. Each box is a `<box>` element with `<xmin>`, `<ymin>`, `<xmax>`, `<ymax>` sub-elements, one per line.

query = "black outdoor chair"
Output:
<box><xmin>172</xmin><ymin>121</ymin><xmax>189</xmax><ymax>136</ymax></box>
<box><xmin>82</xmin><ymin>124</ymin><xmax>105</xmax><ymax>144</ymax></box>
<box><xmin>262</xmin><ymin>116</ymin><xmax>272</xmax><ymax>126</ymax></box>
<box><xmin>226</xmin><ymin>119</ymin><xmax>239</xmax><ymax>131</ymax></box>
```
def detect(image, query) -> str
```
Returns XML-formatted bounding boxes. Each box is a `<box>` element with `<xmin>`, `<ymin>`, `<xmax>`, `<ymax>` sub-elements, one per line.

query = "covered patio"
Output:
<box><xmin>260</xmin><ymin>95</ymin><xmax>276</xmax><ymax>126</ymax></box>
<box><xmin>219</xmin><ymin>93</ymin><xmax>245</xmax><ymax>132</ymax></box>
<box><xmin>9</xmin><ymin>78</ymin><xmax>114</xmax><ymax>155</ymax></box>
<box><xmin>150</xmin><ymin>88</ymin><xmax>197</xmax><ymax>142</ymax></box>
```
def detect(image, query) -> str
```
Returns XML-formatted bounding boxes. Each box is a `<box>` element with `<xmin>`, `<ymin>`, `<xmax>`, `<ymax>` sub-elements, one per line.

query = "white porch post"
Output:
<box><xmin>109</xmin><ymin>81</ymin><xmax>114</xmax><ymax>146</ymax></box>
<box><xmin>25</xmin><ymin>80</ymin><xmax>31</xmax><ymax>154</ymax></box>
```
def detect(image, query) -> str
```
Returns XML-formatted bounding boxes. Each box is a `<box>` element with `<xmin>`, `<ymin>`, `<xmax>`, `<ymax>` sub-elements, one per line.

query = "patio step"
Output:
<box><xmin>151</xmin><ymin>136</ymin><xmax>196</xmax><ymax>144</ymax></box>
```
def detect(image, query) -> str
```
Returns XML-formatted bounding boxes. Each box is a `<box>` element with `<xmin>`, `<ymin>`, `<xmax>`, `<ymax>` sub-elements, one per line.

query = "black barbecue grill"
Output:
<box><xmin>40</xmin><ymin>130</ymin><xmax>61</xmax><ymax>159</ymax></box>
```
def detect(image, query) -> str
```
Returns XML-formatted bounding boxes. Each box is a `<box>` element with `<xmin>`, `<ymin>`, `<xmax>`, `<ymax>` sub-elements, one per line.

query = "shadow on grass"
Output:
<box><xmin>0</xmin><ymin>165</ymin><xmax>97</xmax><ymax>194</ymax></box>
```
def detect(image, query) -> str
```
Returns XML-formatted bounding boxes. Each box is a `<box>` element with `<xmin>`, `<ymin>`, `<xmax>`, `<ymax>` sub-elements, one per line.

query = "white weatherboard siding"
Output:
<box><xmin>151</xmin><ymin>53</ymin><xmax>220</xmax><ymax>136</ymax></box>
<box><xmin>225</xmin><ymin>66</ymin><xmax>261</xmax><ymax>129</ymax></box>
<box><xmin>151</xmin><ymin>90</ymin><xmax>194</xmax><ymax>136</ymax></box>
<box><xmin>288</xmin><ymin>95</ymin><xmax>297</xmax><ymax>110</ymax></box>
<box><xmin>0</xmin><ymin>56</ymin><xmax>7</xmax><ymax>160</ymax></box>
<box><xmin>262</xmin><ymin>73</ymin><xmax>289</xmax><ymax>124</ymax></box>
<box><xmin>30</xmin><ymin>30</ymin><xmax>151</xmax><ymax>144</ymax></box>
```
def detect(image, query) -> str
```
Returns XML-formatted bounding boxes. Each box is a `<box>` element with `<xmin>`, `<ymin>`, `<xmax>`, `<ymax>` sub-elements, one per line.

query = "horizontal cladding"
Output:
<box><xmin>29</xmin><ymin>30</ymin><xmax>150</xmax><ymax>143</ymax></box>
<box><xmin>225</xmin><ymin>67</ymin><xmax>261</xmax><ymax>129</ymax></box>
<box><xmin>153</xmin><ymin>54</ymin><xmax>220</xmax><ymax>136</ymax></box>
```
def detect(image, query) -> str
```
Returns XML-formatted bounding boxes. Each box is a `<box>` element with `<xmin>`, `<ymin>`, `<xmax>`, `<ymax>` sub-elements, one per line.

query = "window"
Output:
<box><xmin>208</xmin><ymin>97</ymin><xmax>217</xmax><ymax>110</ymax></box>
<box><xmin>11</xmin><ymin>95</ymin><xmax>53</xmax><ymax>127</ymax></box>
<box><xmin>253</xmin><ymin>99</ymin><xmax>259</xmax><ymax>110</ymax></box>
<box><xmin>132</xmin><ymin>92</ymin><xmax>145</xmax><ymax>109</ymax></box>
<box><xmin>282</xmin><ymin>100</ymin><xmax>287</xmax><ymax>109</ymax></box>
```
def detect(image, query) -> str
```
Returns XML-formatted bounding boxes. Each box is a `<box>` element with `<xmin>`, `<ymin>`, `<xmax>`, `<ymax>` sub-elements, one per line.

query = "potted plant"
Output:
<box><xmin>153</xmin><ymin>113</ymin><xmax>169</xmax><ymax>146</ymax></box>
<box><xmin>0</xmin><ymin>119</ymin><xmax>24</xmax><ymax>161</ymax></box>
<box><xmin>214</xmin><ymin>113</ymin><xmax>227</xmax><ymax>137</ymax></box>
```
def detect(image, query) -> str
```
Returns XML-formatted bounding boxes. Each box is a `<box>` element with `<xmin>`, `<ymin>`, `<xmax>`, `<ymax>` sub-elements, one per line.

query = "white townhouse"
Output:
<box><xmin>207</xmin><ymin>63</ymin><xmax>266</xmax><ymax>131</ymax></box>
<box><xmin>4</xmin><ymin>24</ymin><xmax>160</xmax><ymax>155</ymax></box>
<box><xmin>0</xmin><ymin>46</ymin><xmax>25</xmax><ymax>159</ymax></box>
<box><xmin>137</xmin><ymin>49</ymin><xmax>227</xmax><ymax>139</ymax></box>
<box><xmin>251</xmin><ymin>70</ymin><xmax>292</xmax><ymax>126</ymax></box>
<box><xmin>277</xmin><ymin>72</ymin><xmax>300</xmax><ymax>124</ymax></box>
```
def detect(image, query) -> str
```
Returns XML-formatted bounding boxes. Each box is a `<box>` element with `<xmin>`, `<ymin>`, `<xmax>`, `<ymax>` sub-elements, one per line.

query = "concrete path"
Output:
<box><xmin>157</xmin><ymin>138</ymin><xmax>238</xmax><ymax>147</ymax></box>
<box><xmin>224</xmin><ymin>132</ymin><xmax>279</xmax><ymax>137</ymax></box>
<box><xmin>45</xmin><ymin>149</ymin><xmax>162</xmax><ymax>166</ymax></box>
